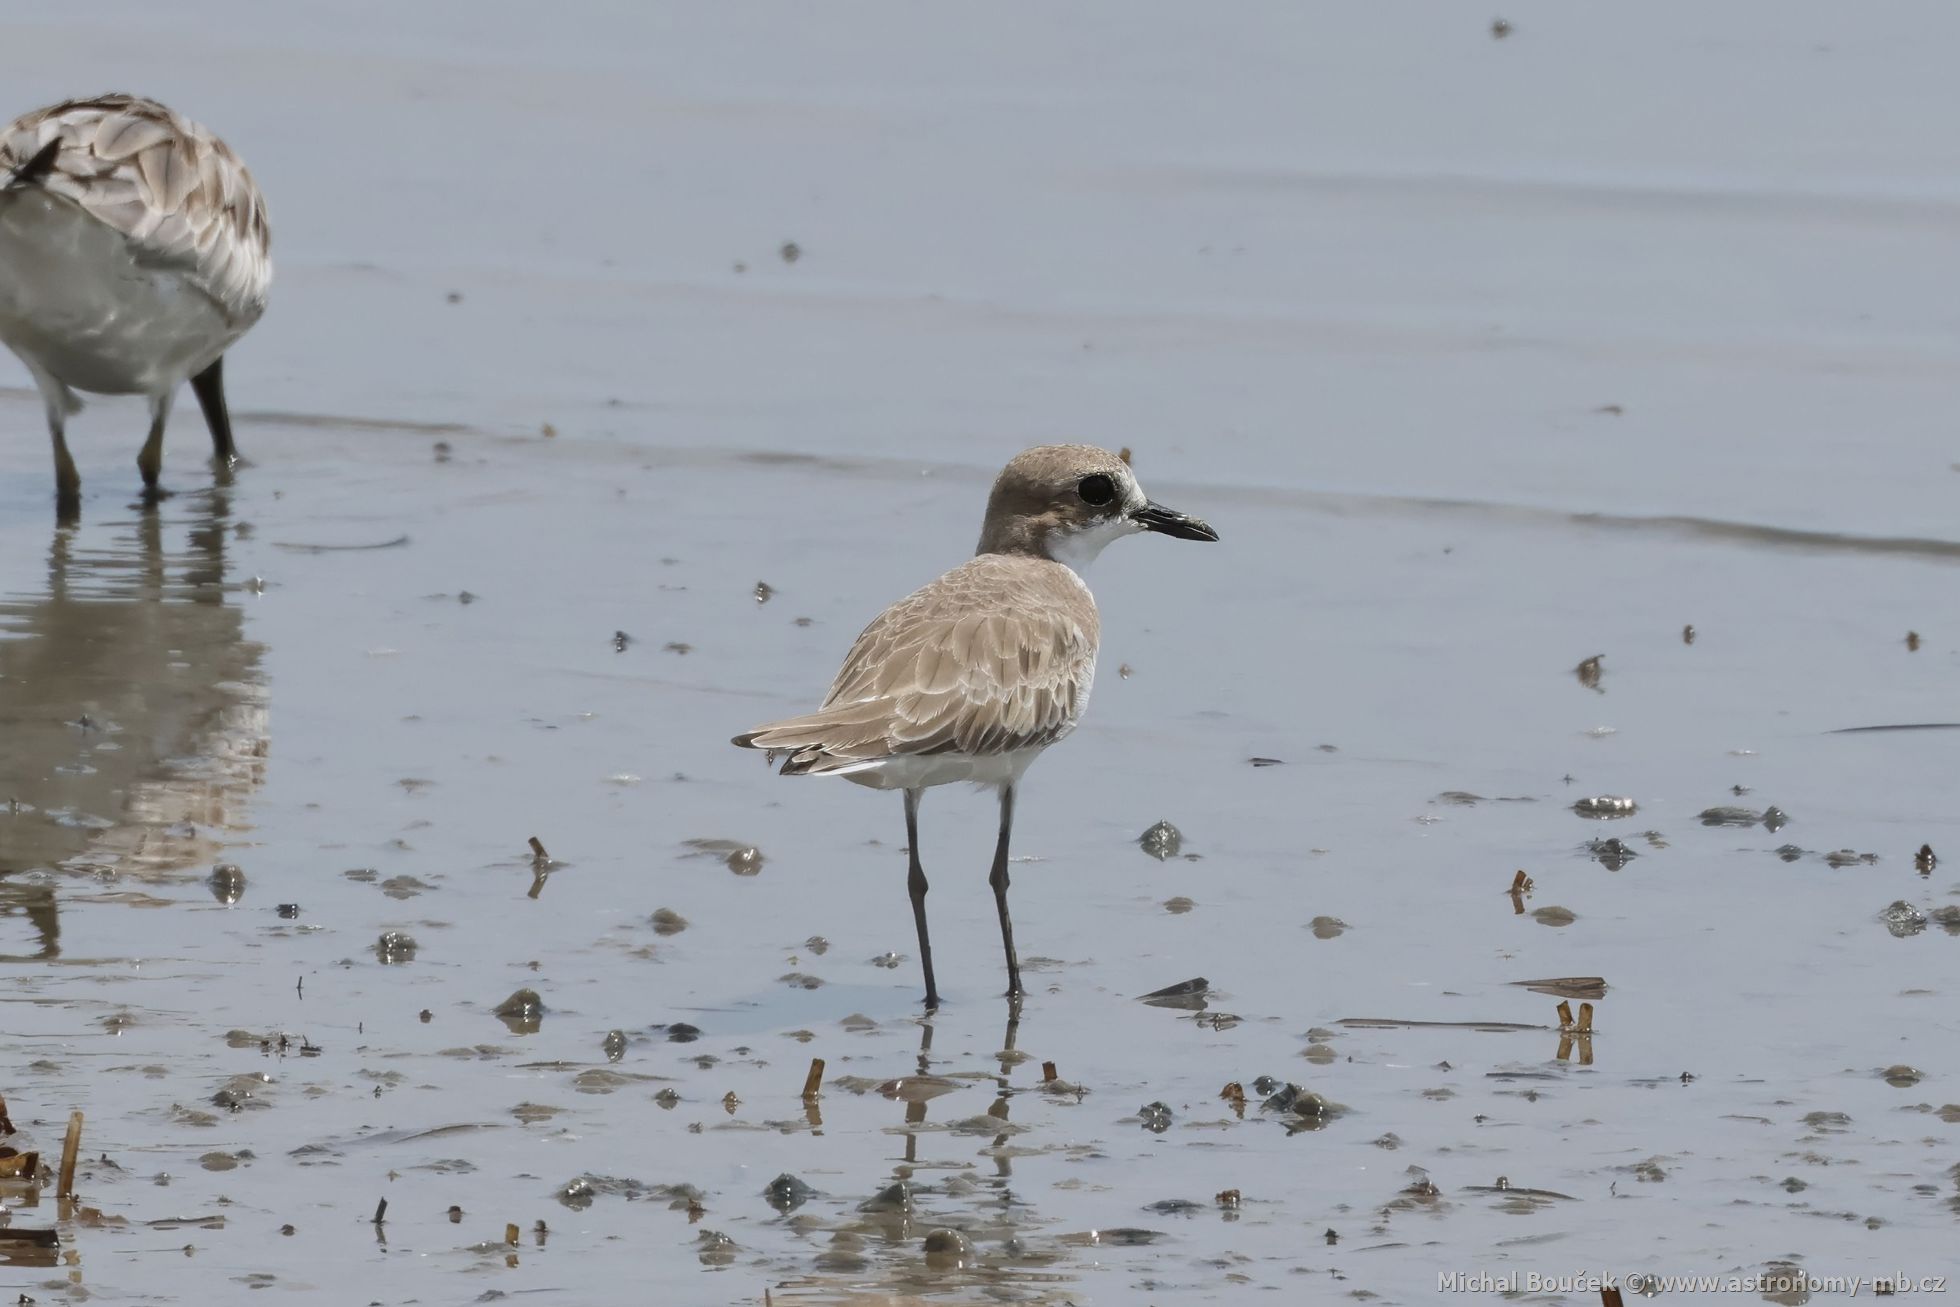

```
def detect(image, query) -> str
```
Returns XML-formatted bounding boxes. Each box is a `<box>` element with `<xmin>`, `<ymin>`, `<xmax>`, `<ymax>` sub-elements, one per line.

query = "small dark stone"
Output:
<box><xmin>765</xmin><ymin>1173</ymin><xmax>815</xmax><ymax>1213</ymax></box>
<box><xmin>859</xmin><ymin>1181</ymin><xmax>914</xmax><ymax>1213</ymax></box>
<box><xmin>1138</xmin><ymin>820</ymin><xmax>1183</xmax><ymax>860</ymax></box>
<box><xmin>375</xmin><ymin>931</ymin><xmax>418</xmax><ymax>964</ymax></box>
<box><xmin>209</xmin><ymin>863</ymin><xmax>246</xmax><ymax>905</ymax></box>
<box><xmin>922</xmin><ymin>1228</ymin><xmax>971</xmax><ymax>1264</ymax></box>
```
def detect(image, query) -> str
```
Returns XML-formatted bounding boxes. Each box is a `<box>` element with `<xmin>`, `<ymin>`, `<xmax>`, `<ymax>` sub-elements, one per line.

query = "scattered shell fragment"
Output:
<box><xmin>1587</xmin><ymin>837</ymin><xmax>1636</xmax><ymax>870</ymax></box>
<box><xmin>1138</xmin><ymin>820</ymin><xmax>1182</xmax><ymax>860</ymax></box>
<box><xmin>878</xmin><ymin>1076</ymin><xmax>959</xmax><ymax>1103</ymax></box>
<box><xmin>374</xmin><ymin>931</ymin><xmax>418</xmax><ymax>964</ymax></box>
<box><xmin>1308</xmin><ymin>916</ymin><xmax>1348</xmax><ymax>940</ymax></box>
<box><xmin>922</xmin><ymin>1228</ymin><xmax>972</xmax><ymax>1267</ymax></box>
<box><xmin>683</xmin><ymin>838</ymin><xmax>765</xmax><ymax>875</ymax></box>
<box><xmin>494</xmin><ymin>989</ymin><xmax>546</xmax><ymax>1034</ymax></box>
<box><xmin>1138</xmin><ymin>977</ymin><xmax>1210</xmax><ymax>1010</ymax></box>
<box><xmin>1572</xmin><ymin>796</ymin><xmax>1636</xmax><ymax>819</ymax></box>
<box><xmin>1880</xmin><ymin>901</ymin><xmax>1927</xmax><ymax>937</ymax></box>
<box><xmin>1699</xmin><ymin>805</ymin><xmax>1787</xmax><ymax>830</ymax></box>
<box><xmin>208</xmin><ymin>864</ymin><xmax>246</xmax><ymax>905</ymax></box>
<box><xmin>859</xmin><ymin>1181</ymin><xmax>914</xmax><ymax>1214</ymax></box>
<box><xmin>765</xmin><ymin>1173</ymin><xmax>814</xmax><ymax>1213</ymax></box>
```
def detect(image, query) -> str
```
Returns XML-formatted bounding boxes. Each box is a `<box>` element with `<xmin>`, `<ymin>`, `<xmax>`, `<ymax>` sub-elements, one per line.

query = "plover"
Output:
<box><xmin>0</xmin><ymin>94</ymin><xmax>271</xmax><ymax>517</ymax></box>
<box><xmin>733</xmin><ymin>445</ymin><xmax>1218</xmax><ymax>1006</ymax></box>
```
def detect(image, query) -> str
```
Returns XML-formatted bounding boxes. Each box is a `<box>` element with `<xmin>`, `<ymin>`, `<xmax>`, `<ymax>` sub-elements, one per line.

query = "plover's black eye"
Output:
<box><xmin>1077</xmin><ymin>474</ymin><xmax>1116</xmax><ymax>506</ymax></box>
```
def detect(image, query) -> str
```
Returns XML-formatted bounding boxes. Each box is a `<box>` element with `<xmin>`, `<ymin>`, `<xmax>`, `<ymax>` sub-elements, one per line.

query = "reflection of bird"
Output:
<box><xmin>734</xmin><ymin>446</ymin><xmax>1218</xmax><ymax>1007</ymax></box>
<box><xmin>0</xmin><ymin>95</ymin><xmax>271</xmax><ymax>517</ymax></box>
<box><xmin>0</xmin><ymin>492</ymin><xmax>267</xmax><ymax>896</ymax></box>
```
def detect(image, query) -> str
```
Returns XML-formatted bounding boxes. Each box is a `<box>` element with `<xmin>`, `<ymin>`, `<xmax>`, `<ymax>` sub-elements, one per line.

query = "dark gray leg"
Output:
<box><xmin>190</xmin><ymin>356</ymin><xmax>238</xmax><ymax>468</ymax></box>
<box><xmin>990</xmin><ymin>784</ymin><xmax>1022</xmax><ymax>998</ymax></box>
<box><xmin>137</xmin><ymin>389</ymin><xmax>174</xmax><ymax>494</ymax></box>
<box><xmin>29</xmin><ymin>365</ymin><xmax>79</xmax><ymax>521</ymax></box>
<box><xmin>904</xmin><ymin>787</ymin><xmax>939</xmax><ymax>1008</ymax></box>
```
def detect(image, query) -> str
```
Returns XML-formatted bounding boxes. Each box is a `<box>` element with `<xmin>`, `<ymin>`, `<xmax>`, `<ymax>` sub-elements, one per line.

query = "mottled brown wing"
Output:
<box><xmin>0</xmin><ymin>95</ymin><xmax>271</xmax><ymax>323</ymax></box>
<box><xmin>733</xmin><ymin>561</ymin><xmax>1098</xmax><ymax>773</ymax></box>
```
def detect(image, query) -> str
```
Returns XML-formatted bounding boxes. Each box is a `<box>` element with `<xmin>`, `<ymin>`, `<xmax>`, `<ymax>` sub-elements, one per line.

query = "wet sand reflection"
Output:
<box><xmin>0</xmin><ymin>491</ymin><xmax>268</xmax><ymax>942</ymax></box>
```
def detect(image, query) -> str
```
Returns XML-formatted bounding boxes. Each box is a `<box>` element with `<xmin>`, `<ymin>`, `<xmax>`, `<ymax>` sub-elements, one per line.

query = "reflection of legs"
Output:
<box><xmin>990</xmin><ymin>994</ymin><xmax>1022</xmax><ymax>1175</ymax></box>
<box><xmin>904</xmin><ymin>788</ymin><xmax>939</xmax><ymax>1008</ymax></box>
<box><xmin>137</xmin><ymin>388</ymin><xmax>175</xmax><ymax>494</ymax></box>
<box><xmin>31</xmin><ymin>365</ymin><xmax>80</xmax><ymax>518</ymax></box>
<box><xmin>990</xmin><ymin>784</ymin><xmax>1022</xmax><ymax>997</ymax></box>
<box><xmin>904</xmin><ymin>1014</ymin><xmax>934</xmax><ymax>1164</ymax></box>
<box><xmin>190</xmin><ymin>356</ymin><xmax>238</xmax><ymax>468</ymax></box>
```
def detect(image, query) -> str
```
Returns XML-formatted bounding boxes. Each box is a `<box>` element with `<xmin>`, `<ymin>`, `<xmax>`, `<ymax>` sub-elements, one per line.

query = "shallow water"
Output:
<box><xmin>2</xmin><ymin>3</ymin><xmax>1960</xmax><ymax>1304</ymax></box>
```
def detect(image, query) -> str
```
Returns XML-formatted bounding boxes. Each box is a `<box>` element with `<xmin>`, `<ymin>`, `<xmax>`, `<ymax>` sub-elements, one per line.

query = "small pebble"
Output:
<box><xmin>922</xmin><ymin>1228</ymin><xmax>972</xmax><ymax>1266</ymax></box>
<box><xmin>1138</xmin><ymin>820</ymin><xmax>1182</xmax><ymax>860</ymax></box>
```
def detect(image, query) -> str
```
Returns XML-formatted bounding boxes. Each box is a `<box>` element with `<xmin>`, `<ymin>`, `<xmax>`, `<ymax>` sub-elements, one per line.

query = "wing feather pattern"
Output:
<box><xmin>733</xmin><ymin>556</ymin><xmax>1099</xmax><ymax>778</ymax></box>
<box><xmin>0</xmin><ymin>94</ymin><xmax>271</xmax><ymax>325</ymax></box>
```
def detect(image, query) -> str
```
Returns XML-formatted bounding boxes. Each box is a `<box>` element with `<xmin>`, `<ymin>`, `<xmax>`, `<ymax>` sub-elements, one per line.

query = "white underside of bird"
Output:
<box><xmin>0</xmin><ymin>186</ymin><xmax>243</xmax><ymax>405</ymax></box>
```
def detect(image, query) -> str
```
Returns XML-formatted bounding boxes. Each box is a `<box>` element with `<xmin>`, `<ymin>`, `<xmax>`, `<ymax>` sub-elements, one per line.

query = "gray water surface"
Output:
<box><xmin>1</xmin><ymin>4</ymin><xmax>1957</xmax><ymax>1303</ymax></box>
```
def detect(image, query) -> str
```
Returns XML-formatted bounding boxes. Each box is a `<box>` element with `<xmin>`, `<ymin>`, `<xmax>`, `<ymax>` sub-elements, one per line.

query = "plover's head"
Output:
<box><xmin>975</xmin><ymin>444</ymin><xmax>1218</xmax><ymax>570</ymax></box>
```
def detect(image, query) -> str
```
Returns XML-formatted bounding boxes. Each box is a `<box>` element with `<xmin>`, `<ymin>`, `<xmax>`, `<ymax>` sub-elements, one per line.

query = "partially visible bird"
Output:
<box><xmin>733</xmin><ymin>444</ymin><xmax>1219</xmax><ymax>1007</ymax></box>
<box><xmin>0</xmin><ymin>94</ymin><xmax>271</xmax><ymax>517</ymax></box>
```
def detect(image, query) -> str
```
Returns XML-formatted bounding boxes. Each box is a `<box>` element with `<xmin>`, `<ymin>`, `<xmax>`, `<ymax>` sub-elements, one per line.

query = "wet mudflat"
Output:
<box><xmin>0</xmin><ymin>412</ymin><xmax>1955</xmax><ymax>1304</ymax></box>
<box><xmin>2</xmin><ymin>2</ymin><xmax>1960</xmax><ymax>1303</ymax></box>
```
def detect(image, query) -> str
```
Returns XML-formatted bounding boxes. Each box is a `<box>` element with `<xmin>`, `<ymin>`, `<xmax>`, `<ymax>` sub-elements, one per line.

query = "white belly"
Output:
<box><xmin>840</xmin><ymin>745</ymin><xmax>1051</xmax><ymax>792</ymax></box>
<box><xmin>0</xmin><ymin>190</ymin><xmax>245</xmax><ymax>396</ymax></box>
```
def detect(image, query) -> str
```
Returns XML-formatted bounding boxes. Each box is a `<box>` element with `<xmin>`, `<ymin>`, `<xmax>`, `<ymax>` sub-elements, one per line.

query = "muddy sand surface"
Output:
<box><xmin>2</xmin><ymin>2</ymin><xmax>1959</xmax><ymax>1303</ymax></box>
<box><xmin>0</xmin><ymin>414</ymin><xmax>1955</xmax><ymax>1303</ymax></box>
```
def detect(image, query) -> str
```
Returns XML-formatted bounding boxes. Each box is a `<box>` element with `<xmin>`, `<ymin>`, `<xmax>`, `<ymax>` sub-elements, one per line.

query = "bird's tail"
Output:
<box><xmin>732</xmin><ymin>704</ymin><xmax>894</xmax><ymax>777</ymax></box>
<box><xmin>4</xmin><ymin>139</ymin><xmax>60</xmax><ymax>193</ymax></box>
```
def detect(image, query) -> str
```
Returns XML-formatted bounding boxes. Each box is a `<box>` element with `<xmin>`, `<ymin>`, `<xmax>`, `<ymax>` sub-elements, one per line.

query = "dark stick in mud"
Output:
<box><xmin>801</xmin><ymin>1058</ymin><xmax>825</xmax><ymax>1099</ymax></box>
<box><xmin>57</xmin><ymin>1110</ymin><xmax>82</xmax><ymax>1197</ymax></box>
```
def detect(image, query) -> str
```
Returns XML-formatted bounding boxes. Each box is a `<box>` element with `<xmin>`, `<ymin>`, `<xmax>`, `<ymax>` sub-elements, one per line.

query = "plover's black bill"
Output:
<box><xmin>1132</xmin><ymin>500</ymin><xmax>1219</xmax><ymax>542</ymax></box>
